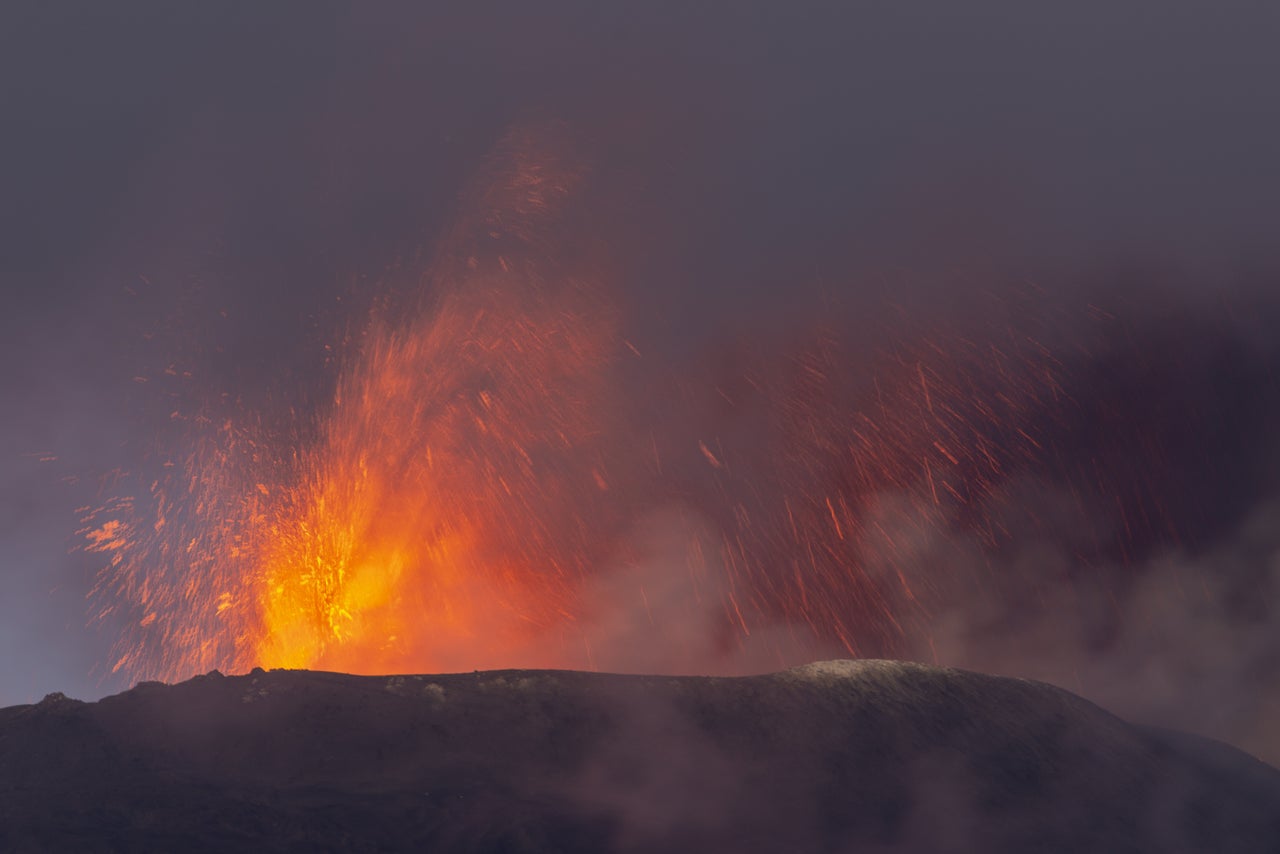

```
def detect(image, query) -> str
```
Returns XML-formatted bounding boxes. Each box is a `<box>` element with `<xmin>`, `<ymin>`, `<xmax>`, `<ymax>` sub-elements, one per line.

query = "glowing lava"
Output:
<box><xmin>84</xmin><ymin>130</ymin><xmax>1166</xmax><ymax>686</ymax></box>
<box><xmin>252</xmin><ymin>282</ymin><xmax>618</xmax><ymax>675</ymax></box>
<box><xmin>86</xmin><ymin>131</ymin><xmax>624</xmax><ymax>680</ymax></box>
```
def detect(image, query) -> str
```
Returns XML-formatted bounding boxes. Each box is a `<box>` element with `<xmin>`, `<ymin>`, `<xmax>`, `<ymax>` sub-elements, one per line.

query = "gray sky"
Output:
<box><xmin>2</xmin><ymin>2</ymin><xmax>1279</xmax><ymax>720</ymax></box>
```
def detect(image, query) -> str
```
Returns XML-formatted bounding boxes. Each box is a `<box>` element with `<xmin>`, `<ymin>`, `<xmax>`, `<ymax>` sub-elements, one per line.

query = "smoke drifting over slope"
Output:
<box><xmin>3</xmin><ymin>3</ymin><xmax>1279</xmax><ymax>764</ymax></box>
<box><xmin>5</xmin><ymin>663</ymin><xmax>1279</xmax><ymax>852</ymax></box>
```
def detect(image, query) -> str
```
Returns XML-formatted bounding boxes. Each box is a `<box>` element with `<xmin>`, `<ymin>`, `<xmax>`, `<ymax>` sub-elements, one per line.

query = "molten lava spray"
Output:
<box><xmin>84</xmin><ymin>129</ymin><xmax>1181</xmax><ymax>685</ymax></box>
<box><xmin>87</xmin><ymin>130</ymin><xmax>627</xmax><ymax>678</ymax></box>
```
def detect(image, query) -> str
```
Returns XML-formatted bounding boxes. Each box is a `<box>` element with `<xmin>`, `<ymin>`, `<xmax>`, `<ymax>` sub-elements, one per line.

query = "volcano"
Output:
<box><xmin>2</xmin><ymin>661</ymin><xmax>1276</xmax><ymax>853</ymax></box>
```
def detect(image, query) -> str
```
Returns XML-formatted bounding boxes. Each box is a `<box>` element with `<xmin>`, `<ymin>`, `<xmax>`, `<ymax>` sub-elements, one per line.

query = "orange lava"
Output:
<box><xmin>84</xmin><ymin>130</ymin><xmax>1123</xmax><ymax>685</ymax></box>
<box><xmin>86</xmin><ymin>130</ymin><xmax>625</xmax><ymax>680</ymax></box>
<box><xmin>253</xmin><ymin>283</ymin><xmax>617</xmax><ymax>675</ymax></box>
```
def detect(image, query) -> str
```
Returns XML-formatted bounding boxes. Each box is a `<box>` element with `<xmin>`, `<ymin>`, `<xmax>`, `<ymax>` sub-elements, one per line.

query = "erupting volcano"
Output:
<box><xmin>79</xmin><ymin>127</ymin><xmax>1219</xmax><ymax>693</ymax></box>
<box><xmin>9</xmin><ymin>6</ymin><xmax>1280</xmax><ymax>851</ymax></box>
<box><xmin>85</xmin><ymin>131</ymin><xmax>624</xmax><ymax>679</ymax></box>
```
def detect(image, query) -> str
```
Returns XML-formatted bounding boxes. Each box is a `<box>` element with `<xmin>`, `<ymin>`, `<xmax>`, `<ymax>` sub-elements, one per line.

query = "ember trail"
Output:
<box><xmin>83</xmin><ymin>133</ymin><xmax>1196</xmax><ymax>685</ymax></box>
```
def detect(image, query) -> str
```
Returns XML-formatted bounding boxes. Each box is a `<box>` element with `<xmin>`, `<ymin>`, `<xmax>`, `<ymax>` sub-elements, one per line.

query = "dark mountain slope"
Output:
<box><xmin>1</xmin><ymin>660</ymin><xmax>1277</xmax><ymax>853</ymax></box>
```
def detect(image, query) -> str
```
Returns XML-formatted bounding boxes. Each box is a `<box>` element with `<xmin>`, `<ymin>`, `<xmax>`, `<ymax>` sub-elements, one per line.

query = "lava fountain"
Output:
<box><xmin>86</xmin><ymin>129</ymin><xmax>627</xmax><ymax>680</ymax></box>
<box><xmin>83</xmin><ymin>128</ymin><xmax>1187</xmax><ymax>686</ymax></box>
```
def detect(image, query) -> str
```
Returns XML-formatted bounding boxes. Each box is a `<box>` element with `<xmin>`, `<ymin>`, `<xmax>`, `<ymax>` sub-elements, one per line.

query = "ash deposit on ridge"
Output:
<box><xmin>1</xmin><ymin>660</ymin><xmax>1277</xmax><ymax>853</ymax></box>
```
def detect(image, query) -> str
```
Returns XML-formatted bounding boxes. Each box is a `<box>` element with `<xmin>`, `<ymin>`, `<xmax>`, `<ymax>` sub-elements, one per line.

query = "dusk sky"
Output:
<box><xmin>3</xmin><ymin>3</ymin><xmax>1279</xmax><ymax>760</ymax></box>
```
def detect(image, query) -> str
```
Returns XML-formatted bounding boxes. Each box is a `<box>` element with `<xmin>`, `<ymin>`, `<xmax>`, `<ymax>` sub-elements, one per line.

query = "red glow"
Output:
<box><xmin>83</xmin><ymin>133</ymin><xmax>1138</xmax><ymax>684</ymax></box>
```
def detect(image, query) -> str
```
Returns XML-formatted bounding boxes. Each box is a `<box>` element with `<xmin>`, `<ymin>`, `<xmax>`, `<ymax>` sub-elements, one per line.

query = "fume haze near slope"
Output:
<box><xmin>1</xmin><ymin>660</ymin><xmax>1278</xmax><ymax>853</ymax></box>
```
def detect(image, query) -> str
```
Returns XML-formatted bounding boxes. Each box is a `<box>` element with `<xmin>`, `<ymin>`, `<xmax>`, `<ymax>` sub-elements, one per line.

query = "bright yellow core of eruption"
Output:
<box><xmin>241</xmin><ymin>288</ymin><xmax>610</xmax><ymax>677</ymax></box>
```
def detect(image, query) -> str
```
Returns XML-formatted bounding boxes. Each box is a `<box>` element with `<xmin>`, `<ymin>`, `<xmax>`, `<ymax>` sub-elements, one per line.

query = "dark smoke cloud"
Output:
<box><xmin>2</xmin><ymin>2</ymin><xmax>1278</xmax><ymax>767</ymax></box>
<box><xmin>903</xmin><ymin>292</ymin><xmax>1280</xmax><ymax>764</ymax></box>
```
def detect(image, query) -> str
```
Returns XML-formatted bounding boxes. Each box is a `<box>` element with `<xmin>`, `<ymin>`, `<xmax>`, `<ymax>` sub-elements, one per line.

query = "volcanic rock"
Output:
<box><xmin>0</xmin><ymin>660</ymin><xmax>1277</xmax><ymax>852</ymax></box>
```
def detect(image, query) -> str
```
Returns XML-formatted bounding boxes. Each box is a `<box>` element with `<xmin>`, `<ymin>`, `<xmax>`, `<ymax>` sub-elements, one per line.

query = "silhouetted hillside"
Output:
<box><xmin>1</xmin><ymin>660</ymin><xmax>1277</xmax><ymax>852</ymax></box>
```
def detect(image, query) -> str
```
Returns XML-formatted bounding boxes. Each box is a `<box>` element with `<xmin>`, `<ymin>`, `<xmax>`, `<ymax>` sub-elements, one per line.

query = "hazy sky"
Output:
<box><xmin>3</xmin><ymin>2</ymin><xmax>1279</xmax><ymax>726</ymax></box>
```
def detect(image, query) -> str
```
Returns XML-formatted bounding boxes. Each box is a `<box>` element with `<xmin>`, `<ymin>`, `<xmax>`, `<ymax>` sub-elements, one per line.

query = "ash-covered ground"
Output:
<box><xmin>1</xmin><ymin>661</ymin><xmax>1277</xmax><ymax>853</ymax></box>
